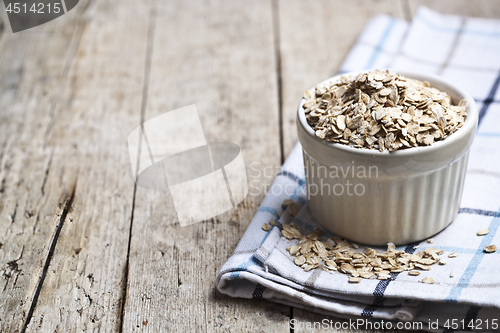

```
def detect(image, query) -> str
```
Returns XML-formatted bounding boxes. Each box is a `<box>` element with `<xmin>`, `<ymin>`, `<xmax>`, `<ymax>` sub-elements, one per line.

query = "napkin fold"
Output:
<box><xmin>217</xmin><ymin>7</ymin><xmax>500</xmax><ymax>332</ymax></box>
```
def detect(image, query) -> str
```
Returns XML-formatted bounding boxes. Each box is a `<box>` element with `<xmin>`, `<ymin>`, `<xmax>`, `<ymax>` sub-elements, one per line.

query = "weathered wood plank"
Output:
<box><xmin>278</xmin><ymin>0</ymin><xmax>407</xmax><ymax>158</ymax></box>
<box><xmin>121</xmin><ymin>0</ymin><xmax>290</xmax><ymax>332</ymax></box>
<box><xmin>406</xmin><ymin>0</ymin><xmax>500</xmax><ymax>18</ymax></box>
<box><xmin>0</xmin><ymin>4</ymin><xmax>89</xmax><ymax>332</ymax></box>
<box><xmin>21</xmin><ymin>0</ymin><xmax>154</xmax><ymax>331</ymax></box>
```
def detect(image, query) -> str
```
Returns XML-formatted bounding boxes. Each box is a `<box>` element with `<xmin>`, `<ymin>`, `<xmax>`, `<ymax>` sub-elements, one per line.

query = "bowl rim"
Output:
<box><xmin>297</xmin><ymin>70</ymin><xmax>478</xmax><ymax>158</ymax></box>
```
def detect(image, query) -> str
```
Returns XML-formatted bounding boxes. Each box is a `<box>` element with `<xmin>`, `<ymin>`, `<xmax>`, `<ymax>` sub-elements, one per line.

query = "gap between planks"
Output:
<box><xmin>272</xmin><ymin>0</ymin><xmax>285</xmax><ymax>165</ymax></box>
<box><xmin>272</xmin><ymin>0</ymin><xmax>294</xmax><ymax>331</ymax></box>
<box><xmin>401</xmin><ymin>0</ymin><xmax>412</xmax><ymax>21</ymax></box>
<box><xmin>21</xmin><ymin>181</ymin><xmax>77</xmax><ymax>333</ymax></box>
<box><xmin>118</xmin><ymin>1</ymin><xmax>158</xmax><ymax>332</ymax></box>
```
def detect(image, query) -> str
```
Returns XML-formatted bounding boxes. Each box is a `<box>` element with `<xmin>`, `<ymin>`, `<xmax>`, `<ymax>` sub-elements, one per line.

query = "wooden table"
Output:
<box><xmin>1</xmin><ymin>0</ymin><xmax>499</xmax><ymax>332</ymax></box>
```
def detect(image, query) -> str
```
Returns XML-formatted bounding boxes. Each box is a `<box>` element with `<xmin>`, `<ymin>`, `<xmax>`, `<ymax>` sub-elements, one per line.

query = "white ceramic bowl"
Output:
<box><xmin>297</xmin><ymin>71</ymin><xmax>478</xmax><ymax>246</ymax></box>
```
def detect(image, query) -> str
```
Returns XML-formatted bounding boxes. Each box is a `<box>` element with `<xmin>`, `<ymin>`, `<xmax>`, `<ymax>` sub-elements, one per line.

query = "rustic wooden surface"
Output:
<box><xmin>0</xmin><ymin>0</ymin><xmax>498</xmax><ymax>332</ymax></box>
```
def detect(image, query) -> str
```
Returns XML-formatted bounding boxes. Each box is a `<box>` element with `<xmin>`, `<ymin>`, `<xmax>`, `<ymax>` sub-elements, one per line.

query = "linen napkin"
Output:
<box><xmin>217</xmin><ymin>7</ymin><xmax>500</xmax><ymax>332</ymax></box>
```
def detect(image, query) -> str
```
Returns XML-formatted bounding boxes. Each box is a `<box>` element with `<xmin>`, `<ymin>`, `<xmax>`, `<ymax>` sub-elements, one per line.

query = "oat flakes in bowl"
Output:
<box><xmin>303</xmin><ymin>70</ymin><xmax>468</xmax><ymax>152</ymax></box>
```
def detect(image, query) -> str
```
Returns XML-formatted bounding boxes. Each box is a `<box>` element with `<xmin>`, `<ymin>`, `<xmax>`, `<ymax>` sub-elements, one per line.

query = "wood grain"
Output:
<box><xmin>0</xmin><ymin>3</ymin><xmax>87</xmax><ymax>332</ymax></box>
<box><xmin>406</xmin><ymin>0</ymin><xmax>500</xmax><ymax>18</ymax></box>
<box><xmin>22</xmin><ymin>0</ymin><xmax>154</xmax><ymax>331</ymax></box>
<box><xmin>121</xmin><ymin>0</ymin><xmax>289</xmax><ymax>332</ymax></box>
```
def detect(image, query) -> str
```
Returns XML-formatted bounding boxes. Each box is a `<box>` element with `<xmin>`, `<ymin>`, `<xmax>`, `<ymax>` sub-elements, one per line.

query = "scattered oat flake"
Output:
<box><xmin>477</xmin><ymin>228</ymin><xmax>490</xmax><ymax>236</ymax></box>
<box><xmin>283</xmin><ymin>226</ymin><xmax>445</xmax><ymax>282</ymax></box>
<box><xmin>415</xmin><ymin>263</ymin><xmax>431</xmax><ymax>271</ymax></box>
<box><xmin>484</xmin><ymin>245</ymin><xmax>497</xmax><ymax>253</ymax></box>
<box><xmin>281</xmin><ymin>225</ymin><xmax>302</xmax><ymax>240</ymax></box>
<box><xmin>427</xmin><ymin>239</ymin><xmax>434</xmax><ymax>244</ymax></box>
<box><xmin>262</xmin><ymin>223</ymin><xmax>270</xmax><ymax>231</ymax></box>
<box><xmin>349</xmin><ymin>277</ymin><xmax>362</xmax><ymax>283</ymax></box>
<box><xmin>448</xmin><ymin>252</ymin><xmax>458</xmax><ymax>258</ymax></box>
<box><xmin>422</xmin><ymin>277</ymin><xmax>435</xmax><ymax>284</ymax></box>
<box><xmin>289</xmin><ymin>245</ymin><xmax>301</xmax><ymax>255</ymax></box>
<box><xmin>450</xmin><ymin>272</ymin><xmax>454</xmax><ymax>278</ymax></box>
<box><xmin>269</xmin><ymin>219</ymin><xmax>276</xmax><ymax>226</ymax></box>
<box><xmin>281</xmin><ymin>198</ymin><xmax>293</xmax><ymax>208</ymax></box>
<box><xmin>294</xmin><ymin>256</ymin><xmax>306</xmax><ymax>266</ymax></box>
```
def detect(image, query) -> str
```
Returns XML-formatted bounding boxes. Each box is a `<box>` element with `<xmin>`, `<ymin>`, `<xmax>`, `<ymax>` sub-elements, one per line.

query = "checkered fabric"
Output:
<box><xmin>217</xmin><ymin>7</ymin><xmax>500</xmax><ymax>332</ymax></box>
